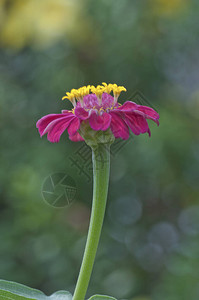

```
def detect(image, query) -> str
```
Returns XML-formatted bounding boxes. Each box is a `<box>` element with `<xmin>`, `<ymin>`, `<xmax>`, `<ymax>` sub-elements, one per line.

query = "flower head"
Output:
<box><xmin>36</xmin><ymin>83</ymin><xmax>159</xmax><ymax>144</ymax></box>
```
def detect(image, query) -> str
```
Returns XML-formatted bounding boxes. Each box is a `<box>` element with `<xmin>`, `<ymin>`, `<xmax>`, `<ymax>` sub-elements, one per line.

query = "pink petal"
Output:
<box><xmin>110</xmin><ymin>112</ymin><xmax>129</xmax><ymax>140</ymax></box>
<box><xmin>69</xmin><ymin>131</ymin><xmax>84</xmax><ymax>142</ymax></box>
<box><xmin>117</xmin><ymin>101</ymin><xmax>138</xmax><ymax>112</ymax></box>
<box><xmin>45</xmin><ymin>116</ymin><xmax>75</xmax><ymax>143</ymax></box>
<box><xmin>36</xmin><ymin>114</ymin><xmax>71</xmax><ymax>136</ymax></box>
<box><xmin>89</xmin><ymin>111</ymin><xmax>111</xmax><ymax>131</ymax></box>
<box><xmin>74</xmin><ymin>107</ymin><xmax>89</xmax><ymax>120</ymax></box>
<box><xmin>67</xmin><ymin>117</ymin><xmax>80</xmax><ymax>136</ymax></box>
<box><xmin>101</xmin><ymin>93</ymin><xmax>115</xmax><ymax>108</ymax></box>
<box><xmin>124</xmin><ymin>112</ymin><xmax>150</xmax><ymax>136</ymax></box>
<box><xmin>135</xmin><ymin>105</ymin><xmax>159</xmax><ymax>124</ymax></box>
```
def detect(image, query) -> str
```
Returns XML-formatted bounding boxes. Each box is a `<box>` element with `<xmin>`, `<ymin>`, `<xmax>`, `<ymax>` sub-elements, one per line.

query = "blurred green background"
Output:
<box><xmin>0</xmin><ymin>0</ymin><xmax>199</xmax><ymax>299</ymax></box>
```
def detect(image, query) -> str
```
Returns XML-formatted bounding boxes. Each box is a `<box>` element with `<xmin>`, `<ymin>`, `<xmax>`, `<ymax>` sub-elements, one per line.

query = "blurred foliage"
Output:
<box><xmin>0</xmin><ymin>0</ymin><xmax>94</xmax><ymax>49</ymax></box>
<box><xmin>0</xmin><ymin>0</ymin><xmax>199</xmax><ymax>299</ymax></box>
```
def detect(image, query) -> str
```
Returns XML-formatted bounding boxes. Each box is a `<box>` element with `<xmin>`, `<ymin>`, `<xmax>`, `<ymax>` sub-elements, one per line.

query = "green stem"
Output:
<box><xmin>73</xmin><ymin>144</ymin><xmax>110</xmax><ymax>300</ymax></box>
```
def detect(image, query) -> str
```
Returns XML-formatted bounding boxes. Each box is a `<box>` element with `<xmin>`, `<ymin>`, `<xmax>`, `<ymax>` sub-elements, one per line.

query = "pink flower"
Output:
<box><xmin>36</xmin><ymin>83</ymin><xmax>159</xmax><ymax>143</ymax></box>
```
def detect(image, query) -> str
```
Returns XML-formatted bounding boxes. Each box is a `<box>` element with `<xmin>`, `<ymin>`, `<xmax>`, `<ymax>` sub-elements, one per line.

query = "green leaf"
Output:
<box><xmin>0</xmin><ymin>280</ymin><xmax>72</xmax><ymax>300</ymax></box>
<box><xmin>88</xmin><ymin>295</ymin><xmax>117</xmax><ymax>300</ymax></box>
<box><xmin>49</xmin><ymin>291</ymin><xmax>72</xmax><ymax>300</ymax></box>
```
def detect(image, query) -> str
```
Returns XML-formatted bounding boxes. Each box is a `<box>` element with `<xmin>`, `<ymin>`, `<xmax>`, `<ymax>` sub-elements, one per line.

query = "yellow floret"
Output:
<box><xmin>102</xmin><ymin>83</ymin><xmax>127</xmax><ymax>97</ymax></box>
<box><xmin>62</xmin><ymin>92</ymin><xmax>74</xmax><ymax>101</ymax></box>
<box><xmin>112</xmin><ymin>85</ymin><xmax>126</xmax><ymax>96</ymax></box>
<box><xmin>91</xmin><ymin>85</ymin><xmax>105</xmax><ymax>98</ymax></box>
<box><xmin>102</xmin><ymin>83</ymin><xmax>114</xmax><ymax>94</ymax></box>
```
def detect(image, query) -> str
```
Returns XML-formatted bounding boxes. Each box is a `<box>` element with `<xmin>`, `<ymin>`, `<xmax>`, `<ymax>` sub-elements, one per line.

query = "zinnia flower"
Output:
<box><xmin>36</xmin><ymin>83</ymin><xmax>159</xmax><ymax>143</ymax></box>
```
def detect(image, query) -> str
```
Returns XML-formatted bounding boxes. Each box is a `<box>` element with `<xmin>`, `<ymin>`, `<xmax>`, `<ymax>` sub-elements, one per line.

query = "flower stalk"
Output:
<box><xmin>73</xmin><ymin>144</ymin><xmax>110</xmax><ymax>300</ymax></box>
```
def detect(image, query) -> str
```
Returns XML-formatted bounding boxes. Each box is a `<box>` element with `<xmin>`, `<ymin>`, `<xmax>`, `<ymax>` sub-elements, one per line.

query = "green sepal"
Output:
<box><xmin>79</xmin><ymin>122</ymin><xmax>115</xmax><ymax>149</ymax></box>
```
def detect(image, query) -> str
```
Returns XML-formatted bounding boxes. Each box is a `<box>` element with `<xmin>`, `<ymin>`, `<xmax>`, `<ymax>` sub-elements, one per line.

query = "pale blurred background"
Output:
<box><xmin>0</xmin><ymin>1</ymin><xmax>199</xmax><ymax>299</ymax></box>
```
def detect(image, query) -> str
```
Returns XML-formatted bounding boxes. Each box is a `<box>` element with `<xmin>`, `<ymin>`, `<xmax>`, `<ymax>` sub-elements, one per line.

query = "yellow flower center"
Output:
<box><xmin>62</xmin><ymin>82</ymin><xmax>127</xmax><ymax>106</ymax></box>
